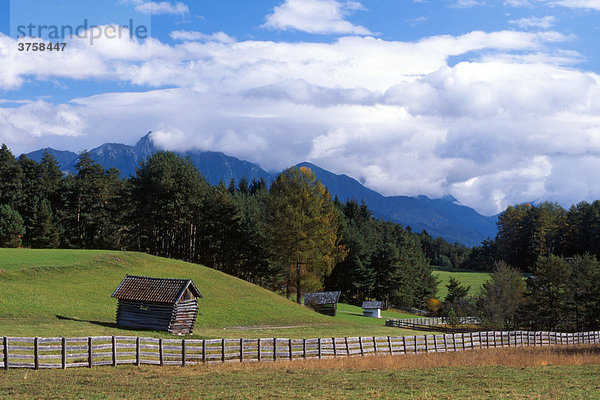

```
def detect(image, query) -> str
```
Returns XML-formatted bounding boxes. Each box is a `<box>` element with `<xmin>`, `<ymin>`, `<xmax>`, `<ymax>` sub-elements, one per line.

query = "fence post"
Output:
<box><xmin>112</xmin><ymin>336</ymin><xmax>118</xmax><ymax>367</ymax></box>
<box><xmin>159</xmin><ymin>338</ymin><xmax>164</xmax><ymax>366</ymax></box>
<box><xmin>303</xmin><ymin>338</ymin><xmax>306</xmax><ymax>359</ymax></box>
<box><xmin>258</xmin><ymin>339</ymin><xmax>261</xmax><ymax>362</ymax></box>
<box><xmin>359</xmin><ymin>337</ymin><xmax>364</xmax><ymax>356</ymax></box>
<box><xmin>222</xmin><ymin>338</ymin><xmax>226</xmax><ymax>363</ymax></box>
<box><xmin>470</xmin><ymin>332</ymin><xmax>474</xmax><ymax>350</ymax></box>
<box><xmin>240</xmin><ymin>339</ymin><xmax>244</xmax><ymax>362</ymax></box>
<box><xmin>332</xmin><ymin>338</ymin><xmax>337</xmax><ymax>357</ymax></box>
<box><xmin>344</xmin><ymin>337</ymin><xmax>349</xmax><ymax>357</ymax></box>
<box><xmin>2</xmin><ymin>337</ymin><xmax>7</xmax><ymax>370</ymax></box>
<box><xmin>182</xmin><ymin>339</ymin><xmax>187</xmax><ymax>367</ymax></box>
<box><xmin>289</xmin><ymin>339</ymin><xmax>293</xmax><ymax>361</ymax></box>
<box><xmin>373</xmin><ymin>337</ymin><xmax>377</xmax><ymax>354</ymax></box>
<box><xmin>388</xmin><ymin>336</ymin><xmax>393</xmax><ymax>355</ymax></box>
<box><xmin>34</xmin><ymin>338</ymin><xmax>39</xmax><ymax>370</ymax></box>
<box><xmin>88</xmin><ymin>337</ymin><xmax>93</xmax><ymax>368</ymax></box>
<box><xmin>61</xmin><ymin>337</ymin><xmax>66</xmax><ymax>369</ymax></box>
<box><xmin>202</xmin><ymin>339</ymin><xmax>206</xmax><ymax>363</ymax></box>
<box><xmin>318</xmin><ymin>338</ymin><xmax>322</xmax><ymax>359</ymax></box>
<box><xmin>414</xmin><ymin>336</ymin><xmax>418</xmax><ymax>354</ymax></box>
<box><xmin>462</xmin><ymin>333</ymin><xmax>466</xmax><ymax>351</ymax></box>
<box><xmin>136</xmin><ymin>337</ymin><xmax>141</xmax><ymax>366</ymax></box>
<box><xmin>273</xmin><ymin>338</ymin><xmax>278</xmax><ymax>362</ymax></box>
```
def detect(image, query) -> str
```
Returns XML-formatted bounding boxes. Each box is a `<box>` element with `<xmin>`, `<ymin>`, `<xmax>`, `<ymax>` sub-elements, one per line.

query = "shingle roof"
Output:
<box><xmin>111</xmin><ymin>275</ymin><xmax>202</xmax><ymax>303</ymax></box>
<box><xmin>304</xmin><ymin>291</ymin><xmax>341</xmax><ymax>305</ymax></box>
<box><xmin>362</xmin><ymin>301</ymin><xmax>383</xmax><ymax>309</ymax></box>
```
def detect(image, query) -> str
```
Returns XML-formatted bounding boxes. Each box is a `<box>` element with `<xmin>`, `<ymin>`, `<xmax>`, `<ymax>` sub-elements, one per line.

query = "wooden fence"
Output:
<box><xmin>387</xmin><ymin>317</ymin><xmax>479</xmax><ymax>326</ymax></box>
<box><xmin>2</xmin><ymin>331</ymin><xmax>599</xmax><ymax>370</ymax></box>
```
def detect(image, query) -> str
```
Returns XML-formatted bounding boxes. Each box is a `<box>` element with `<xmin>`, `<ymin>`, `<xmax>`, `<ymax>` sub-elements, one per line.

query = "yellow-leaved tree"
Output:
<box><xmin>266</xmin><ymin>166</ymin><xmax>347</xmax><ymax>304</ymax></box>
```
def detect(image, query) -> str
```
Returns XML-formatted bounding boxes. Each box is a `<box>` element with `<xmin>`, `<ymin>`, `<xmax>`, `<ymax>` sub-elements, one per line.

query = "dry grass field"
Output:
<box><xmin>2</xmin><ymin>345</ymin><xmax>600</xmax><ymax>399</ymax></box>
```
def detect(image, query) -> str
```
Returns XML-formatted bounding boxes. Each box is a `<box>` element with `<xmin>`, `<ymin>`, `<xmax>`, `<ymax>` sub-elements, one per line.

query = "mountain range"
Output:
<box><xmin>25</xmin><ymin>133</ymin><xmax>498</xmax><ymax>246</ymax></box>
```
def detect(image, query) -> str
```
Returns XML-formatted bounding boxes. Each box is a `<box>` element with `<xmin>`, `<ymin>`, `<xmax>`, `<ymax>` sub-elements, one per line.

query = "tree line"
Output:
<box><xmin>0</xmin><ymin>145</ymin><xmax>437</xmax><ymax>309</ymax></box>
<box><xmin>429</xmin><ymin>201</ymin><xmax>600</xmax><ymax>332</ymax></box>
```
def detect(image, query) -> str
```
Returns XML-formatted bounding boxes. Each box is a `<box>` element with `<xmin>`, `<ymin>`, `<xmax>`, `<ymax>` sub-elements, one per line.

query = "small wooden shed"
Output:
<box><xmin>362</xmin><ymin>301</ymin><xmax>383</xmax><ymax>318</ymax></box>
<box><xmin>112</xmin><ymin>275</ymin><xmax>202</xmax><ymax>335</ymax></box>
<box><xmin>304</xmin><ymin>291</ymin><xmax>341</xmax><ymax>317</ymax></box>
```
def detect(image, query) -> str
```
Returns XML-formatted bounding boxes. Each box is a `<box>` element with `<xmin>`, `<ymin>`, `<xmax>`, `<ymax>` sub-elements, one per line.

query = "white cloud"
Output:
<box><xmin>129</xmin><ymin>0</ymin><xmax>189</xmax><ymax>15</ymax></box>
<box><xmin>510</xmin><ymin>15</ymin><xmax>557</xmax><ymax>29</ymax></box>
<box><xmin>169</xmin><ymin>31</ymin><xmax>234</xmax><ymax>43</ymax></box>
<box><xmin>1</xmin><ymin>26</ymin><xmax>600</xmax><ymax>215</ymax></box>
<box><xmin>262</xmin><ymin>0</ymin><xmax>372</xmax><ymax>35</ymax></box>
<box><xmin>506</xmin><ymin>0</ymin><xmax>600</xmax><ymax>10</ymax></box>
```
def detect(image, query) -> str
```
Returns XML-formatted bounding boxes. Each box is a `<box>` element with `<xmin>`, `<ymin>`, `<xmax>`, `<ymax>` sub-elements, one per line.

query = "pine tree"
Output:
<box><xmin>0</xmin><ymin>204</ymin><xmax>25</xmax><ymax>248</ymax></box>
<box><xmin>476</xmin><ymin>261</ymin><xmax>525</xmax><ymax>330</ymax></box>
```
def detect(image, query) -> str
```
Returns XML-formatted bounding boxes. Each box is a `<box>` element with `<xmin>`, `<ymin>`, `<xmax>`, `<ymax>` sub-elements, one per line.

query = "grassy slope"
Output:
<box><xmin>432</xmin><ymin>266</ymin><xmax>490</xmax><ymax>299</ymax></box>
<box><xmin>0</xmin><ymin>248</ymin><xmax>416</xmax><ymax>338</ymax></box>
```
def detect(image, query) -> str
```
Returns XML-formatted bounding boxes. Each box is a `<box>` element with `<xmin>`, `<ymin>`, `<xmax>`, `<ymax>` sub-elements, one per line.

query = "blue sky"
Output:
<box><xmin>1</xmin><ymin>0</ymin><xmax>600</xmax><ymax>215</ymax></box>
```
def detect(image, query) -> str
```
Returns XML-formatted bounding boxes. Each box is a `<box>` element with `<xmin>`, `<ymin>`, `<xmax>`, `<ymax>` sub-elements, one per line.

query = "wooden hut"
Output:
<box><xmin>362</xmin><ymin>301</ymin><xmax>383</xmax><ymax>318</ymax></box>
<box><xmin>112</xmin><ymin>275</ymin><xmax>202</xmax><ymax>334</ymax></box>
<box><xmin>304</xmin><ymin>291</ymin><xmax>341</xmax><ymax>317</ymax></box>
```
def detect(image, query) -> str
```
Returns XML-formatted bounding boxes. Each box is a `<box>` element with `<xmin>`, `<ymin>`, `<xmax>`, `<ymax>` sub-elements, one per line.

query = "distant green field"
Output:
<box><xmin>0</xmin><ymin>248</ymin><xmax>416</xmax><ymax>338</ymax></box>
<box><xmin>432</xmin><ymin>266</ymin><xmax>490</xmax><ymax>300</ymax></box>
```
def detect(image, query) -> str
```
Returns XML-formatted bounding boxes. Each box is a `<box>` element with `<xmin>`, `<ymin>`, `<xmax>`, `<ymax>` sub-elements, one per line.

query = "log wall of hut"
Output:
<box><xmin>116</xmin><ymin>299</ymin><xmax>198</xmax><ymax>334</ymax></box>
<box><xmin>314</xmin><ymin>303</ymin><xmax>337</xmax><ymax>317</ymax></box>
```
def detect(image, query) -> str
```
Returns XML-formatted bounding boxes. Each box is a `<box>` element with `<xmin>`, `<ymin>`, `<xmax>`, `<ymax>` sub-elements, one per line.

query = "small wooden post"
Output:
<box><xmin>112</xmin><ymin>336</ymin><xmax>118</xmax><ymax>367</ymax></box>
<box><xmin>479</xmin><ymin>332</ymin><xmax>483</xmax><ymax>349</ymax></box>
<box><xmin>202</xmin><ymin>339</ymin><xmax>206</xmax><ymax>363</ymax></box>
<box><xmin>222</xmin><ymin>338</ymin><xmax>226</xmax><ymax>363</ymax></box>
<box><xmin>388</xmin><ymin>336</ymin><xmax>393</xmax><ymax>355</ymax></box>
<box><xmin>240</xmin><ymin>339</ymin><xmax>244</xmax><ymax>362</ymax></box>
<box><xmin>303</xmin><ymin>338</ymin><xmax>306</xmax><ymax>359</ymax></box>
<box><xmin>373</xmin><ymin>336</ymin><xmax>377</xmax><ymax>354</ymax></box>
<box><xmin>182</xmin><ymin>339</ymin><xmax>187</xmax><ymax>367</ymax></box>
<box><xmin>289</xmin><ymin>339</ymin><xmax>293</xmax><ymax>360</ymax></box>
<box><xmin>258</xmin><ymin>339</ymin><xmax>262</xmax><ymax>362</ymax></box>
<box><xmin>470</xmin><ymin>332</ymin><xmax>474</xmax><ymax>350</ymax></box>
<box><xmin>318</xmin><ymin>338</ymin><xmax>322</xmax><ymax>359</ymax></box>
<box><xmin>359</xmin><ymin>337</ymin><xmax>364</xmax><ymax>356</ymax></box>
<box><xmin>159</xmin><ymin>338</ymin><xmax>164</xmax><ymax>366</ymax></box>
<box><xmin>34</xmin><ymin>338</ymin><xmax>39</xmax><ymax>370</ymax></box>
<box><xmin>273</xmin><ymin>338</ymin><xmax>277</xmax><ymax>362</ymax></box>
<box><xmin>500</xmin><ymin>332</ymin><xmax>504</xmax><ymax>348</ymax></box>
<box><xmin>345</xmin><ymin>337</ymin><xmax>349</xmax><ymax>357</ymax></box>
<box><xmin>61</xmin><ymin>337</ymin><xmax>66</xmax><ymax>369</ymax></box>
<box><xmin>424</xmin><ymin>335</ymin><xmax>428</xmax><ymax>353</ymax></box>
<box><xmin>88</xmin><ymin>337</ymin><xmax>93</xmax><ymax>368</ymax></box>
<box><xmin>434</xmin><ymin>335</ymin><xmax>438</xmax><ymax>352</ymax></box>
<box><xmin>2</xmin><ymin>337</ymin><xmax>7</xmax><ymax>370</ymax></box>
<box><xmin>414</xmin><ymin>336</ymin><xmax>418</xmax><ymax>354</ymax></box>
<box><xmin>403</xmin><ymin>336</ymin><xmax>407</xmax><ymax>354</ymax></box>
<box><xmin>136</xmin><ymin>337</ymin><xmax>141</xmax><ymax>366</ymax></box>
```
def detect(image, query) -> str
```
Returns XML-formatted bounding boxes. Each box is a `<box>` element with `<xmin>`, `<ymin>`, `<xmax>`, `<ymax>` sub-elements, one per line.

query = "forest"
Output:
<box><xmin>1</xmin><ymin>143</ymin><xmax>600</xmax><ymax>332</ymax></box>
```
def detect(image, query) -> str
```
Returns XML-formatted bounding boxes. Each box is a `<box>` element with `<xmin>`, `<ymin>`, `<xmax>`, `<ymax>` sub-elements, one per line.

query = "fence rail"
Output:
<box><xmin>2</xmin><ymin>331</ymin><xmax>599</xmax><ymax>370</ymax></box>
<box><xmin>387</xmin><ymin>317</ymin><xmax>479</xmax><ymax>326</ymax></box>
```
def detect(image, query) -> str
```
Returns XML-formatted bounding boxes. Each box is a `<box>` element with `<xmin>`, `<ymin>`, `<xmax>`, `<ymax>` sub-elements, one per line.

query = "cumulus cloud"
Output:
<box><xmin>1</xmin><ymin>25</ymin><xmax>600</xmax><ymax>215</ymax></box>
<box><xmin>262</xmin><ymin>0</ymin><xmax>372</xmax><ymax>35</ymax></box>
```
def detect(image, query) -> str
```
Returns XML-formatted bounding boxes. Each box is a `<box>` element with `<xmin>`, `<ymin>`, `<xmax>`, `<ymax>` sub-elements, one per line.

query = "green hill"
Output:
<box><xmin>0</xmin><ymin>249</ymin><xmax>416</xmax><ymax>338</ymax></box>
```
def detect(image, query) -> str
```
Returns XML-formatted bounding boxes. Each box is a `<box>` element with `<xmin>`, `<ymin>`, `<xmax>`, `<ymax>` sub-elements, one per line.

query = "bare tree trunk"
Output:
<box><xmin>296</xmin><ymin>261</ymin><xmax>302</xmax><ymax>304</ymax></box>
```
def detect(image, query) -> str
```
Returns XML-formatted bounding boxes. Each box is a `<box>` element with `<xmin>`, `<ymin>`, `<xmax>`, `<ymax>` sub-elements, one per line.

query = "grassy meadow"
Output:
<box><xmin>0</xmin><ymin>248</ymin><xmax>416</xmax><ymax>339</ymax></box>
<box><xmin>2</xmin><ymin>346</ymin><xmax>600</xmax><ymax>399</ymax></box>
<box><xmin>432</xmin><ymin>266</ymin><xmax>491</xmax><ymax>299</ymax></box>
